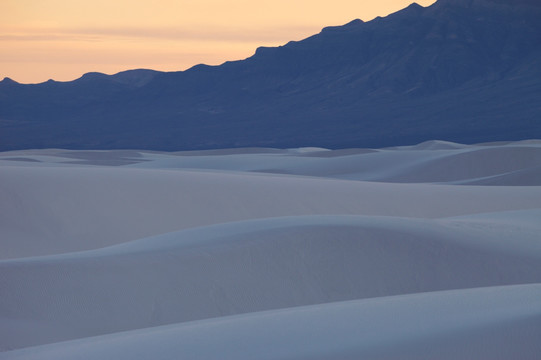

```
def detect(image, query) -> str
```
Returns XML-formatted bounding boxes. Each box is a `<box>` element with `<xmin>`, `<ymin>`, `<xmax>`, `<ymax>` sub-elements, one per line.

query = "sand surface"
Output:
<box><xmin>1</xmin><ymin>140</ymin><xmax>540</xmax><ymax>358</ymax></box>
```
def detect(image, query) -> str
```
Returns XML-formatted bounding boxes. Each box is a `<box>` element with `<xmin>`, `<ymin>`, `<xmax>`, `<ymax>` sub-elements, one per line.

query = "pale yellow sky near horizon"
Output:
<box><xmin>1</xmin><ymin>0</ymin><xmax>436</xmax><ymax>84</ymax></box>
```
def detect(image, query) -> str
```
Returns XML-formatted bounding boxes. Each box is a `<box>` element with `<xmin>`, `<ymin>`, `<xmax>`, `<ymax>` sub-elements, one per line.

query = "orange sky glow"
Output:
<box><xmin>1</xmin><ymin>0</ymin><xmax>436</xmax><ymax>84</ymax></box>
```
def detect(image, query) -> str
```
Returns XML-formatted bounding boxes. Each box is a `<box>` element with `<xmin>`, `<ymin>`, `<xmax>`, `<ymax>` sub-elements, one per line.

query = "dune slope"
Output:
<box><xmin>2</xmin><ymin>285</ymin><xmax>541</xmax><ymax>360</ymax></box>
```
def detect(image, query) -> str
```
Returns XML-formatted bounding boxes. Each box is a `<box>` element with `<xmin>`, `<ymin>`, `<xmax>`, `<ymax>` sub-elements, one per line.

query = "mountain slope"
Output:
<box><xmin>0</xmin><ymin>0</ymin><xmax>540</xmax><ymax>151</ymax></box>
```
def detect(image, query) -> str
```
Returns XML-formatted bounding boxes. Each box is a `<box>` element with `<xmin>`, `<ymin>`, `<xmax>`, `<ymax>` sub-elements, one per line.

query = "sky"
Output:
<box><xmin>1</xmin><ymin>0</ymin><xmax>436</xmax><ymax>84</ymax></box>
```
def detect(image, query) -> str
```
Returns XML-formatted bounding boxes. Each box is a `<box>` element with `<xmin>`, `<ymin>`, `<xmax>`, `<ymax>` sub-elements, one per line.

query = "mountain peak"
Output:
<box><xmin>405</xmin><ymin>2</ymin><xmax>424</xmax><ymax>11</ymax></box>
<box><xmin>77</xmin><ymin>72</ymin><xmax>108</xmax><ymax>81</ymax></box>
<box><xmin>1</xmin><ymin>77</ymin><xmax>18</xmax><ymax>85</ymax></box>
<box><xmin>390</xmin><ymin>2</ymin><xmax>426</xmax><ymax>17</ymax></box>
<box><xmin>110</xmin><ymin>69</ymin><xmax>159</xmax><ymax>88</ymax></box>
<box><xmin>321</xmin><ymin>18</ymin><xmax>364</xmax><ymax>34</ymax></box>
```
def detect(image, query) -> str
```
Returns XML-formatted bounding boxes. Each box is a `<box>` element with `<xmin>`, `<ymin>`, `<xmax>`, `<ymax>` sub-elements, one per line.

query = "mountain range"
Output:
<box><xmin>1</xmin><ymin>0</ymin><xmax>540</xmax><ymax>151</ymax></box>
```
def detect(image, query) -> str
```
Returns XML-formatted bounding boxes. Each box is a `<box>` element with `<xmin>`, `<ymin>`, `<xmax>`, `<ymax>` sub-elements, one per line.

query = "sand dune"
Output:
<box><xmin>2</xmin><ymin>140</ymin><xmax>540</xmax><ymax>185</ymax></box>
<box><xmin>1</xmin><ymin>165</ymin><xmax>540</xmax><ymax>259</ymax></box>
<box><xmin>0</xmin><ymin>140</ymin><xmax>540</xmax><ymax>358</ymax></box>
<box><xmin>2</xmin><ymin>214</ymin><xmax>540</xmax><ymax>349</ymax></box>
<box><xmin>2</xmin><ymin>285</ymin><xmax>541</xmax><ymax>360</ymax></box>
<box><xmin>2</xmin><ymin>142</ymin><xmax>541</xmax><ymax>259</ymax></box>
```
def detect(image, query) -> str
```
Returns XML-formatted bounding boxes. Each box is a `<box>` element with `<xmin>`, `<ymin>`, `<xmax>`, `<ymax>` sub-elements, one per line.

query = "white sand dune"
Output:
<box><xmin>1</xmin><ymin>140</ymin><xmax>540</xmax><ymax>358</ymax></box>
<box><xmin>2</xmin><ymin>163</ymin><xmax>541</xmax><ymax>259</ymax></box>
<box><xmin>2</xmin><ymin>214</ymin><xmax>540</xmax><ymax>349</ymax></box>
<box><xmin>2</xmin><ymin>140</ymin><xmax>540</xmax><ymax>185</ymax></box>
<box><xmin>381</xmin><ymin>145</ymin><xmax>541</xmax><ymax>184</ymax></box>
<box><xmin>2</xmin><ymin>285</ymin><xmax>541</xmax><ymax>360</ymax></box>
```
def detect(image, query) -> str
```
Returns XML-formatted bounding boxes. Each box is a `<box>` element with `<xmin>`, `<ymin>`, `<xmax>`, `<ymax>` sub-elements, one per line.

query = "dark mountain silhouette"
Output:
<box><xmin>1</xmin><ymin>0</ymin><xmax>540</xmax><ymax>151</ymax></box>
